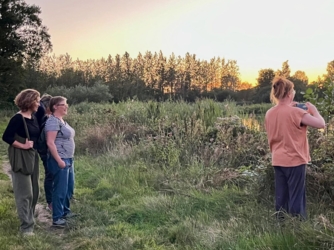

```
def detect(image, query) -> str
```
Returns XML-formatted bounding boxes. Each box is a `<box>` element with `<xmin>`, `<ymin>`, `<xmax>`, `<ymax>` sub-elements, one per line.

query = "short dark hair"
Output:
<box><xmin>49</xmin><ymin>96</ymin><xmax>67</xmax><ymax>113</ymax></box>
<box><xmin>14</xmin><ymin>89</ymin><xmax>40</xmax><ymax>112</ymax></box>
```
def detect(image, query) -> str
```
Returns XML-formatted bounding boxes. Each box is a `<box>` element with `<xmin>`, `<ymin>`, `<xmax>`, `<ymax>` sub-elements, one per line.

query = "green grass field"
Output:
<box><xmin>0</xmin><ymin>100</ymin><xmax>334</xmax><ymax>249</ymax></box>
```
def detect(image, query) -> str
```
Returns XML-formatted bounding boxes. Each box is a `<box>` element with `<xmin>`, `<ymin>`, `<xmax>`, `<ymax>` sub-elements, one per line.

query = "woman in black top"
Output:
<box><xmin>2</xmin><ymin>89</ymin><xmax>42</xmax><ymax>236</ymax></box>
<box><xmin>36</xmin><ymin>94</ymin><xmax>53</xmax><ymax>211</ymax></box>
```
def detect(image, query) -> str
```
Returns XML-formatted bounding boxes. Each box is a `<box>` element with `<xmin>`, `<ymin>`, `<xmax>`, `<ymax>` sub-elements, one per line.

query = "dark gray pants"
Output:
<box><xmin>274</xmin><ymin>164</ymin><xmax>306</xmax><ymax>220</ymax></box>
<box><xmin>11</xmin><ymin>153</ymin><xmax>39</xmax><ymax>233</ymax></box>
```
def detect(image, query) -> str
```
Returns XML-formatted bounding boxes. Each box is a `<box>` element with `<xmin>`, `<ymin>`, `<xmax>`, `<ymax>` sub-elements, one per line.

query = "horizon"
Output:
<box><xmin>26</xmin><ymin>0</ymin><xmax>333</xmax><ymax>84</ymax></box>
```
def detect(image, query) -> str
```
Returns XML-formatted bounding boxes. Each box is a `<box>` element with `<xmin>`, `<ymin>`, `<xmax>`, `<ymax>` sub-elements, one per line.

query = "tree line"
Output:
<box><xmin>6</xmin><ymin>51</ymin><xmax>334</xmax><ymax>104</ymax></box>
<box><xmin>1</xmin><ymin>0</ymin><xmax>333</xmax><ymax>106</ymax></box>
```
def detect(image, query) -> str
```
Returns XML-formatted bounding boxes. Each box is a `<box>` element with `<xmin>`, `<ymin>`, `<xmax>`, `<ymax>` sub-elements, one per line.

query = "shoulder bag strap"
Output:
<box><xmin>20</xmin><ymin>114</ymin><xmax>31</xmax><ymax>140</ymax></box>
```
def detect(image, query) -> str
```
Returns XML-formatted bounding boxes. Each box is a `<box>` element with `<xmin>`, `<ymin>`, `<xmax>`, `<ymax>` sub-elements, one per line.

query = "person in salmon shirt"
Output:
<box><xmin>265</xmin><ymin>76</ymin><xmax>325</xmax><ymax>220</ymax></box>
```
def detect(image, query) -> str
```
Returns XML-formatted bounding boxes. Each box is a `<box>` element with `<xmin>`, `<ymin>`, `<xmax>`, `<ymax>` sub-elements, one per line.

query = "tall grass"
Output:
<box><xmin>1</xmin><ymin>100</ymin><xmax>334</xmax><ymax>249</ymax></box>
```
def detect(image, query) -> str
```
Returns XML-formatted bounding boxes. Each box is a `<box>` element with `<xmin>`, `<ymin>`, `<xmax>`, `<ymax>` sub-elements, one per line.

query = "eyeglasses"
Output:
<box><xmin>57</xmin><ymin>103</ymin><xmax>68</xmax><ymax>107</ymax></box>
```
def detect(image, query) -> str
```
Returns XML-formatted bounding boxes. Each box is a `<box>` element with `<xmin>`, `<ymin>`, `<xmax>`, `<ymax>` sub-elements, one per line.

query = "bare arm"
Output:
<box><xmin>46</xmin><ymin>131</ymin><xmax>66</xmax><ymax>168</ymax></box>
<box><xmin>301</xmin><ymin>102</ymin><xmax>326</xmax><ymax>129</ymax></box>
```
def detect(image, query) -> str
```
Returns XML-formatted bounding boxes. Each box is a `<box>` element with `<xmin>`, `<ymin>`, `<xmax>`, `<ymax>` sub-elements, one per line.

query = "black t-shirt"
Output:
<box><xmin>35</xmin><ymin>102</ymin><xmax>46</xmax><ymax>128</ymax></box>
<box><xmin>2</xmin><ymin>113</ymin><xmax>40</xmax><ymax>149</ymax></box>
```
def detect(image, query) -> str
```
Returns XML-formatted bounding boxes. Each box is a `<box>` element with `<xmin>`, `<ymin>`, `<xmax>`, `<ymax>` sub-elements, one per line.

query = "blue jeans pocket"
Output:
<box><xmin>62</xmin><ymin>158</ymin><xmax>73</xmax><ymax>168</ymax></box>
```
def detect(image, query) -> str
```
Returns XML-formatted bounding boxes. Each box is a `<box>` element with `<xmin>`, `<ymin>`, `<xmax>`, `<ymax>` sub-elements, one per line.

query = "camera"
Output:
<box><xmin>295</xmin><ymin>103</ymin><xmax>307</xmax><ymax>110</ymax></box>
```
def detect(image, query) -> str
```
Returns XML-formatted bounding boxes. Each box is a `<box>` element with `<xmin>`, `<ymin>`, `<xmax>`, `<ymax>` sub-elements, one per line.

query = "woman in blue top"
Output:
<box><xmin>45</xmin><ymin>96</ymin><xmax>76</xmax><ymax>227</ymax></box>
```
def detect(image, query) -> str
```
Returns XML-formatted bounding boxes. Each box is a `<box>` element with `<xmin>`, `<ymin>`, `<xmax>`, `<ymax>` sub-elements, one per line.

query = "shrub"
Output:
<box><xmin>46</xmin><ymin>82</ymin><xmax>113</xmax><ymax>104</ymax></box>
<box><xmin>238</xmin><ymin>103</ymin><xmax>272</xmax><ymax>115</ymax></box>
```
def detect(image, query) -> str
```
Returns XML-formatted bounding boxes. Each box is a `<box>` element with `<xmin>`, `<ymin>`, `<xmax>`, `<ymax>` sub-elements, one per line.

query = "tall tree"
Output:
<box><xmin>257</xmin><ymin>68</ymin><xmax>275</xmax><ymax>88</ymax></box>
<box><xmin>105</xmin><ymin>54</ymin><xmax>114</xmax><ymax>82</ymax></box>
<box><xmin>121</xmin><ymin>51</ymin><xmax>132</xmax><ymax>81</ymax></box>
<box><xmin>276</xmin><ymin>60</ymin><xmax>291</xmax><ymax>78</ymax></box>
<box><xmin>0</xmin><ymin>0</ymin><xmax>52</xmax><ymax>102</ymax></box>
<box><xmin>165</xmin><ymin>53</ymin><xmax>177</xmax><ymax>99</ymax></box>
<box><xmin>207</xmin><ymin>57</ymin><xmax>220</xmax><ymax>90</ymax></box>
<box><xmin>292</xmin><ymin>70</ymin><xmax>308</xmax><ymax>85</ymax></box>
<box><xmin>326</xmin><ymin>60</ymin><xmax>334</xmax><ymax>81</ymax></box>
<box><xmin>132</xmin><ymin>53</ymin><xmax>144</xmax><ymax>80</ymax></box>
<box><xmin>156</xmin><ymin>51</ymin><xmax>167</xmax><ymax>99</ymax></box>
<box><xmin>291</xmin><ymin>70</ymin><xmax>308</xmax><ymax>101</ymax></box>
<box><xmin>143</xmin><ymin>51</ymin><xmax>156</xmax><ymax>90</ymax></box>
<box><xmin>198</xmin><ymin>60</ymin><xmax>210</xmax><ymax>93</ymax></box>
<box><xmin>237</xmin><ymin>81</ymin><xmax>253</xmax><ymax>90</ymax></box>
<box><xmin>254</xmin><ymin>68</ymin><xmax>276</xmax><ymax>103</ymax></box>
<box><xmin>220</xmin><ymin>59</ymin><xmax>240</xmax><ymax>91</ymax></box>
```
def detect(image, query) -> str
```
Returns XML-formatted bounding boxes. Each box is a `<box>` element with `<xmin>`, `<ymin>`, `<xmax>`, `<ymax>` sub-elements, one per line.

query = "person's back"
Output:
<box><xmin>264</xmin><ymin>76</ymin><xmax>325</xmax><ymax>220</ymax></box>
<box><xmin>36</xmin><ymin>94</ymin><xmax>53</xmax><ymax>211</ymax></box>
<box><xmin>265</xmin><ymin>104</ymin><xmax>309</xmax><ymax>167</ymax></box>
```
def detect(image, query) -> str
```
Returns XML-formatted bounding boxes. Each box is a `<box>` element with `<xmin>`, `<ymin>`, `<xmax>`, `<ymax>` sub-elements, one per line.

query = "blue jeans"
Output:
<box><xmin>47</xmin><ymin>155</ymin><xmax>75</xmax><ymax>221</ymax></box>
<box><xmin>40</xmin><ymin>155</ymin><xmax>53</xmax><ymax>205</ymax></box>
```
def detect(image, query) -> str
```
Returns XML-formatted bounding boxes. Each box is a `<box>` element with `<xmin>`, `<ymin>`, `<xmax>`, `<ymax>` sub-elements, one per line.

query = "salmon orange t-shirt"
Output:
<box><xmin>265</xmin><ymin>104</ymin><xmax>310</xmax><ymax>167</ymax></box>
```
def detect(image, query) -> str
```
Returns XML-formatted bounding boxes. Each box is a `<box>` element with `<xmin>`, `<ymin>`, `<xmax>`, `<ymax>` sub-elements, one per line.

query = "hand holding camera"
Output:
<box><xmin>295</xmin><ymin>103</ymin><xmax>307</xmax><ymax>110</ymax></box>
<box><xmin>305</xmin><ymin>102</ymin><xmax>319</xmax><ymax>115</ymax></box>
<box><xmin>295</xmin><ymin>102</ymin><xmax>320</xmax><ymax>116</ymax></box>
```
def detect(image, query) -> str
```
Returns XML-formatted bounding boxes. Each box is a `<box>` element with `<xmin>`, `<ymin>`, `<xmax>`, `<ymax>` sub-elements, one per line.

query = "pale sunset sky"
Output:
<box><xmin>26</xmin><ymin>0</ymin><xmax>334</xmax><ymax>84</ymax></box>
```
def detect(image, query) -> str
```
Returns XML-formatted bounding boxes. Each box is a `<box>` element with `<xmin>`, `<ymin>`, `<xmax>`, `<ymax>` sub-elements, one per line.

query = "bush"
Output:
<box><xmin>238</xmin><ymin>103</ymin><xmax>272</xmax><ymax>115</ymax></box>
<box><xmin>212</xmin><ymin>89</ymin><xmax>237</xmax><ymax>102</ymax></box>
<box><xmin>46</xmin><ymin>82</ymin><xmax>113</xmax><ymax>104</ymax></box>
